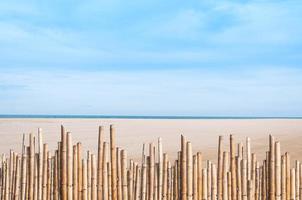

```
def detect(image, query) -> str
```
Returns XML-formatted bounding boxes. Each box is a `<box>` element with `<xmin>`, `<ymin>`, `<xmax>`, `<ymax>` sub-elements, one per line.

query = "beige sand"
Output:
<box><xmin>0</xmin><ymin>118</ymin><xmax>301</xmax><ymax>162</ymax></box>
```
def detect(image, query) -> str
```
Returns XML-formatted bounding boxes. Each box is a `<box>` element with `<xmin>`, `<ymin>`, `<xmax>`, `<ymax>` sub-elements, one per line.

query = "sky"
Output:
<box><xmin>0</xmin><ymin>0</ymin><xmax>302</xmax><ymax>116</ymax></box>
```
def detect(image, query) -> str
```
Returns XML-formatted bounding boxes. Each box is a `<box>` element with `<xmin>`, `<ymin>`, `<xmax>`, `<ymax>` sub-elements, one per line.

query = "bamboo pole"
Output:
<box><xmin>91</xmin><ymin>154</ymin><xmax>97</xmax><ymax>200</ymax></box>
<box><xmin>82</xmin><ymin>159</ymin><xmax>87</xmax><ymax>200</ymax></box>
<box><xmin>67</xmin><ymin>132</ymin><xmax>73</xmax><ymax>200</ymax></box>
<box><xmin>207</xmin><ymin>161</ymin><xmax>212</xmax><ymax>200</ymax></box>
<box><xmin>38</xmin><ymin>128</ymin><xmax>43</xmax><ymax>200</ymax></box>
<box><xmin>110</xmin><ymin>125</ymin><xmax>118</xmax><ymax>200</ymax></box>
<box><xmin>97</xmin><ymin>126</ymin><xmax>103</xmax><ymax>200</ymax></box>
<box><xmin>158</xmin><ymin>138</ymin><xmax>163</xmax><ymax>200</ymax></box>
<box><xmin>61</xmin><ymin>127</ymin><xmax>67</xmax><ymax>200</ymax></box>
<box><xmin>149</xmin><ymin>143</ymin><xmax>154</xmax><ymax>200</ymax></box>
<box><xmin>287</xmin><ymin>153</ymin><xmax>291</xmax><ymax>200</ymax></box>
<box><xmin>282</xmin><ymin>156</ymin><xmax>286</xmax><ymax>200</ymax></box>
<box><xmin>121</xmin><ymin>150</ymin><xmax>128</xmax><ymax>200</ymax></box>
<box><xmin>29</xmin><ymin>134</ymin><xmax>35</xmax><ymax>200</ymax></box>
<box><xmin>163</xmin><ymin>154</ymin><xmax>168</xmax><ymax>200</ymax></box>
<box><xmin>181</xmin><ymin>135</ymin><xmax>187</xmax><ymax>200</ymax></box>
<box><xmin>218</xmin><ymin>136</ymin><xmax>223</xmax><ymax>200</ymax></box>
<box><xmin>230</xmin><ymin>135</ymin><xmax>237</xmax><ymax>200</ymax></box>
<box><xmin>202</xmin><ymin>169</ymin><xmax>207</xmax><ymax>200</ymax></box>
<box><xmin>42</xmin><ymin>144</ymin><xmax>48</xmax><ymax>200</ymax></box>
<box><xmin>117</xmin><ymin>148</ymin><xmax>122</xmax><ymax>200</ymax></box>
<box><xmin>212</xmin><ymin>164</ymin><xmax>217</xmax><ymax>200</ymax></box>
<box><xmin>197</xmin><ymin>152</ymin><xmax>203</xmax><ymax>200</ymax></box>
<box><xmin>77</xmin><ymin>143</ymin><xmax>83</xmax><ymax>200</ymax></box>
<box><xmin>87</xmin><ymin>151</ymin><xmax>91</xmax><ymax>200</ymax></box>
<box><xmin>242</xmin><ymin>159</ymin><xmax>247</xmax><ymax>200</ymax></box>
<box><xmin>54</xmin><ymin>150</ymin><xmax>58</xmax><ymax>200</ymax></box>
<box><xmin>73</xmin><ymin>146</ymin><xmax>78</xmax><ymax>200</ymax></box>
<box><xmin>270</xmin><ymin>135</ymin><xmax>276</xmax><ymax>200</ymax></box>
<box><xmin>276</xmin><ymin>142</ymin><xmax>281</xmax><ymax>200</ymax></box>
<box><xmin>103</xmin><ymin>143</ymin><xmax>108</xmax><ymax>200</ymax></box>
<box><xmin>222</xmin><ymin>152</ymin><xmax>228</xmax><ymax>200</ymax></box>
<box><xmin>291</xmin><ymin>169</ymin><xmax>295</xmax><ymax>200</ymax></box>
<box><xmin>246</xmin><ymin>137</ymin><xmax>251</xmax><ymax>181</ymax></box>
<box><xmin>187</xmin><ymin>142</ymin><xmax>193</xmax><ymax>200</ymax></box>
<box><xmin>46</xmin><ymin>152</ymin><xmax>51</xmax><ymax>200</ymax></box>
<box><xmin>193</xmin><ymin>156</ymin><xmax>197</xmax><ymax>200</ymax></box>
<box><xmin>237</xmin><ymin>157</ymin><xmax>242</xmax><ymax>200</ymax></box>
<box><xmin>296</xmin><ymin>161</ymin><xmax>300</xmax><ymax>200</ymax></box>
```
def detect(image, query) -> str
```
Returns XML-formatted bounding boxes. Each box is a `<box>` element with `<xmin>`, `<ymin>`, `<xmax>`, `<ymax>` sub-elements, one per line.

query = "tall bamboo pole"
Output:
<box><xmin>42</xmin><ymin>144</ymin><xmax>48</xmax><ymax>200</ymax></box>
<box><xmin>67</xmin><ymin>132</ymin><xmax>73</xmax><ymax>200</ymax></box>
<box><xmin>91</xmin><ymin>154</ymin><xmax>97</xmax><ymax>200</ymax></box>
<box><xmin>61</xmin><ymin>127</ymin><xmax>67</xmax><ymax>200</ymax></box>
<box><xmin>222</xmin><ymin>152</ymin><xmax>228</xmax><ymax>200</ymax></box>
<box><xmin>181</xmin><ymin>135</ymin><xmax>187</xmax><ymax>200</ymax></box>
<box><xmin>230</xmin><ymin>135</ymin><xmax>237</xmax><ymax>200</ymax></box>
<box><xmin>290</xmin><ymin>169</ymin><xmax>295</xmax><ymax>200</ymax></box>
<box><xmin>29</xmin><ymin>134</ymin><xmax>35</xmax><ymax>200</ymax></box>
<box><xmin>38</xmin><ymin>128</ymin><xmax>43</xmax><ymax>200</ymax></box>
<box><xmin>276</xmin><ymin>142</ymin><xmax>281</xmax><ymax>200</ymax></box>
<box><xmin>97</xmin><ymin>126</ymin><xmax>103</xmax><ymax>200</ymax></box>
<box><xmin>246</xmin><ymin>137</ymin><xmax>251</xmax><ymax>181</ymax></box>
<box><xmin>103</xmin><ymin>143</ymin><xmax>108</xmax><ymax>200</ymax></box>
<box><xmin>77</xmin><ymin>143</ymin><xmax>83</xmax><ymax>200</ymax></box>
<box><xmin>270</xmin><ymin>135</ymin><xmax>276</xmax><ymax>200</ymax></box>
<box><xmin>121</xmin><ymin>150</ymin><xmax>128</xmax><ymax>200</ymax></box>
<box><xmin>242</xmin><ymin>159</ymin><xmax>247</xmax><ymax>200</ymax></box>
<box><xmin>158</xmin><ymin>138</ymin><xmax>163</xmax><ymax>200</ymax></box>
<box><xmin>286</xmin><ymin>153</ymin><xmax>291</xmax><ymax>200</ymax></box>
<box><xmin>82</xmin><ymin>160</ymin><xmax>87</xmax><ymax>200</ymax></box>
<box><xmin>73</xmin><ymin>146</ymin><xmax>78</xmax><ymax>200</ymax></box>
<box><xmin>110</xmin><ymin>125</ymin><xmax>117</xmax><ymax>200</ymax></box>
<box><xmin>187</xmin><ymin>142</ymin><xmax>193</xmax><ymax>200</ymax></box>
<box><xmin>282</xmin><ymin>155</ymin><xmax>286</xmax><ymax>200</ymax></box>
<box><xmin>218</xmin><ymin>136</ymin><xmax>223</xmax><ymax>200</ymax></box>
<box><xmin>149</xmin><ymin>143</ymin><xmax>154</xmax><ymax>200</ymax></box>
<box><xmin>212</xmin><ymin>164</ymin><xmax>217</xmax><ymax>200</ymax></box>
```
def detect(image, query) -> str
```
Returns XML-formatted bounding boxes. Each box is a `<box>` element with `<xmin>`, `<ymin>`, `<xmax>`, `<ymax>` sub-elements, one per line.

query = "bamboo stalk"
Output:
<box><xmin>82</xmin><ymin>159</ymin><xmax>87</xmax><ymax>200</ymax></box>
<box><xmin>187</xmin><ymin>142</ymin><xmax>193</xmax><ymax>200</ymax></box>
<box><xmin>276</xmin><ymin>142</ymin><xmax>281</xmax><ymax>200</ymax></box>
<box><xmin>193</xmin><ymin>156</ymin><xmax>197</xmax><ymax>200</ymax></box>
<box><xmin>270</xmin><ymin>135</ymin><xmax>276</xmax><ymax>200</ymax></box>
<box><xmin>97</xmin><ymin>126</ymin><xmax>103</xmax><ymax>200</ymax></box>
<box><xmin>212</xmin><ymin>164</ymin><xmax>217</xmax><ymax>200</ymax></box>
<box><xmin>158</xmin><ymin>138</ymin><xmax>163</xmax><ymax>200</ymax></box>
<box><xmin>121</xmin><ymin>150</ymin><xmax>128</xmax><ymax>200</ymax></box>
<box><xmin>42</xmin><ymin>144</ymin><xmax>48</xmax><ymax>200</ymax></box>
<box><xmin>91</xmin><ymin>154</ymin><xmax>97</xmax><ymax>200</ymax></box>
<box><xmin>230</xmin><ymin>135</ymin><xmax>237</xmax><ymax>200</ymax></box>
<box><xmin>103</xmin><ymin>143</ymin><xmax>108</xmax><ymax>200</ymax></box>
<box><xmin>287</xmin><ymin>153</ymin><xmax>291</xmax><ymax>200</ymax></box>
<box><xmin>110</xmin><ymin>125</ymin><xmax>118</xmax><ymax>200</ymax></box>
<box><xmin>67</xmin><ymin>132</ymin><xmax>73</xmax><ymax>200</ymax></box>
<box><xmin>77</xmin><ymin>143</ymin><xmax>83</xmax><ymax>200</ymax></box>
<box><xmin>73</xmin><ymin>146</ymin><xmax>78</xmax><ymax>200</ymax></box>
<box><xmin>61</xmin><ymin>127</ymin><xmax>67</xmax><ymax>200</ymax></box>
<box><xmin>117</xmin><ymin>148</ymin><xmax>122</xmax><ymax>200</ymax></box>
<box><xmin>242</xmin><ymin>159</ymin><xmax>247</xmax><ymax>200</ymax></box>
<box><xmin>202</xmin><ymin>169</ymin><xmax>207</xmax><ymax>200</ymax></box>
<box><xmin>222</xmin><ymin>152</ymin><xmax>228</xmax><ymax>200</ymax></box>
<box><xmin>181</xmin><ymin>135</ymin><xmax>187</xmax><ymax>200</ymax></box>
<box><xmin>38</xmin><ymin>128</ymin><xmax>43</xmax><ymax>200</ymax></box>
<box><xmin>163</xmin><ymin>154</ymin><xmax>168</xmax><ymax>200</ymax></box>
<box><xmin>282</xmin><ymin>156</ymin><xmax>286</xmax><ymax>200</ymax></box>
<box><xmin>291</xmin><ymin>169</ymin><xmax>295</xmax><ymax>200</ymax></box>
<box><xmin>218</xmin><ymin>136</ymin><xmax>223</xmax><ymax>200</ymax></box>
<box><xmin>150</xmin><ymin>143</ymin><xmax>155</xmax><ymax>200</ymax></box>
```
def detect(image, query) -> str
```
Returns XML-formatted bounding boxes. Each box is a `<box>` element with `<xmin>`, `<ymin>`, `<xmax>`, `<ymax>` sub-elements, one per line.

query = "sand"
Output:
<box><xmin>0</xmin><ymin>118</ymin><xmax>301</xmax><ymax>162</ymax></box>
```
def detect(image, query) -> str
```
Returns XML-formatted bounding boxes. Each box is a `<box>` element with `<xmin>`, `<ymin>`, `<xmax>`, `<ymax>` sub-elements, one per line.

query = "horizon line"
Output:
<box><xmin>0</xmin><ymin>114</ymin><xmax>302</xmax><ymax>120</ymax></box>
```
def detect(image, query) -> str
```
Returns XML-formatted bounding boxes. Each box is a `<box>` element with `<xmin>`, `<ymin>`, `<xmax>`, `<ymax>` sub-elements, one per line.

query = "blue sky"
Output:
<box><xmin>0</xmin><ymin>0</ymin><xmax>302</xmax><ymax>116</ymax></box>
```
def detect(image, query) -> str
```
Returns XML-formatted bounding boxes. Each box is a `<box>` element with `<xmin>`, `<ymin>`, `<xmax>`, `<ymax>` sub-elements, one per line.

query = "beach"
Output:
<box><xmin>0</xmin><ymin>118</ymin><xmax>302</xmax><ymax>162</ymax></box>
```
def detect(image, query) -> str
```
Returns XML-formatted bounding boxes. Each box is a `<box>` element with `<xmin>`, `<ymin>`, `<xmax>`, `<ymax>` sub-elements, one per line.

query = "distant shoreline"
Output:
<box><xmin>0</xmin><ymin>114</ymin><xmax>301</xmax><ymax>119</ymax></box>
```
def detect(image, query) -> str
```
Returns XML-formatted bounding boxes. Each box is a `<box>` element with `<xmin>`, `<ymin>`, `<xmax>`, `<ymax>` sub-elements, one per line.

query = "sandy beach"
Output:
<box><xmin>0</xmin><ymin>118</ymin><xmax>301</xmax><ymax>162</ymax></box>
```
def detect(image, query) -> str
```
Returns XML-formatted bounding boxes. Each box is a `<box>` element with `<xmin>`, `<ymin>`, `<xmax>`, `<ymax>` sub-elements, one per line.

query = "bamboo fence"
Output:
<box><xmin>0</xmin><ymin>126</ymin><xmax>300</xmax><ymax>200</ymax></box>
